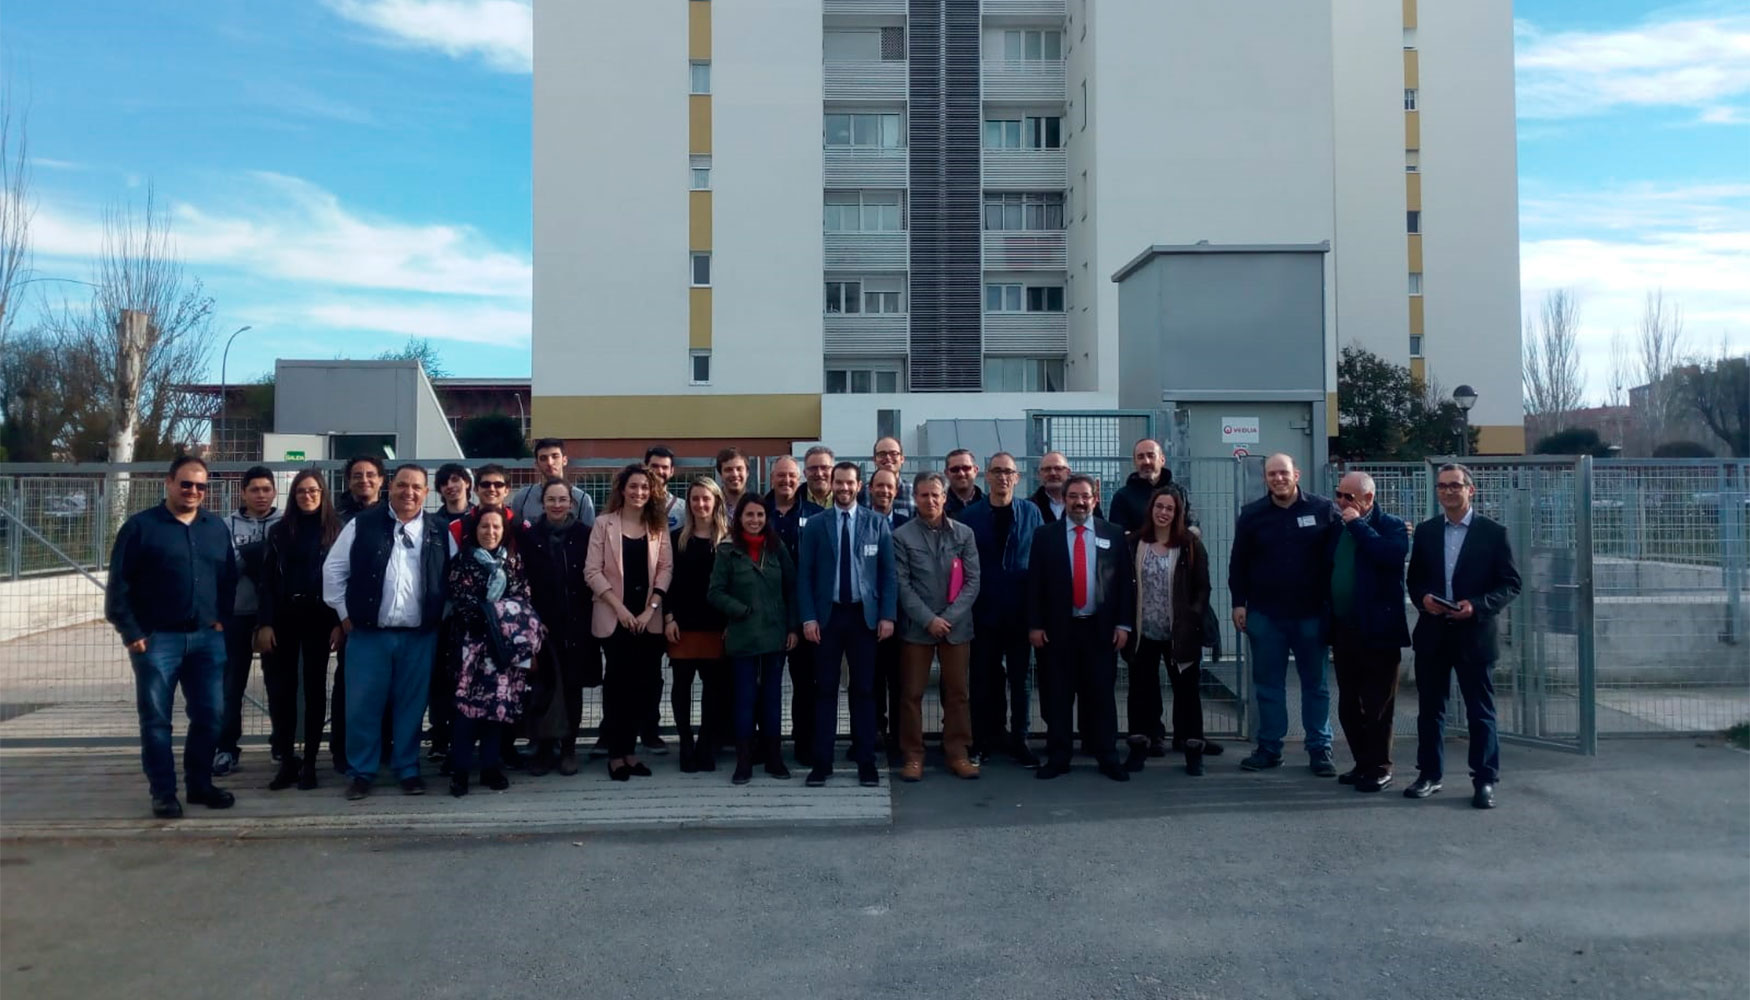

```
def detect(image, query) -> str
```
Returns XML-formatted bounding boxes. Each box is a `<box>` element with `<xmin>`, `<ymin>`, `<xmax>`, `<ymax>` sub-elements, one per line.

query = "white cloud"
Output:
<box><xmin>1696</xmin><ymin>105</ymin><xmax>1749</xmax><ymax>125</ymax></box>
<box><xmin>323</xmin><ymin>0</ymin><xmax>532</xmax><ymax>73</ymax></box>
<box><xmin>305</xmin><ymin>300</ymin><xmax>529</xmax><ymax>345</ymax></box>
<box><xmin>1516</xmin><ymin>13</ymin><xmax>1750</xmax><ymax>119</ymax></box>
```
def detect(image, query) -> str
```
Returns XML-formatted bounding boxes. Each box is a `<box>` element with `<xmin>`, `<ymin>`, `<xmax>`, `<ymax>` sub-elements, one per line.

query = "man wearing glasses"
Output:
<box><xmin>1029</xmin><ymin>451</ymin><xmax>1101</xmax><ymax>524</ymax></box>
<box><xmin>447</xmin><ymin>464</ymin><xmax>527</xmax><ymax>546</ymax></box>
<box><xmin>943</xmin><ymin>449</ymin><xmax>984</xmax><ymax>516</ymax></box>
<box><xmin>323</xmin><ymin>464</ymin><xmax>455</xmax><ymax>800</ymax></box>
<box><xmin>107</xmin><ymin>455</ymin><xmax>240</xmax><ymax>818</ymax></box>
<box><xmin>859</xmin><ymin>437</ymin><xmax>915</xmax><ymax>520</ymax></box>
<box><xmin>958</xmin><ymin>452</ymin><xmax>1044</xmax><ymax>767</ymax></box>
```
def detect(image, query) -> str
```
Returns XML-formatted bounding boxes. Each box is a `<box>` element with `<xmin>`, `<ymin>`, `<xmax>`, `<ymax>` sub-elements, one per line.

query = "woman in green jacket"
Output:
<box><xmin>708</xmin><ymin>494</ymin><xmax>799</xmax><ymax>784</ymax></box>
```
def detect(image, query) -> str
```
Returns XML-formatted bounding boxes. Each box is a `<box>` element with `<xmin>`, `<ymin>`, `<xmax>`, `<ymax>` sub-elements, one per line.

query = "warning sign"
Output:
<box><xmin>1232</xmin><ymin>446</ymin><xmax>1250</xmax><ymax>459</ymax></box>
<box><xmin>1221</xmin><ymin>417</ymin><xmax>1260</xmax><ymax>444</ymax></box>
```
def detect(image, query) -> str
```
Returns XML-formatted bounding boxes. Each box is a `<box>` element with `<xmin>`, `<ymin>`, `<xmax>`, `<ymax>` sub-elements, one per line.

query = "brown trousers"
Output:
<box><xmin>899</xmin><ymin>641</ymin><xmax>973</xmax><ymax>765</ymax></box>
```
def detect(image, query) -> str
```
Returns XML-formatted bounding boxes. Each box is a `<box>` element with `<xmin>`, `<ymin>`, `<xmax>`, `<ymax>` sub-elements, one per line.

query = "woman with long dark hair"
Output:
<box><xmin>708</xmin><ymin>493</ymin><xmax>798</xmax><ymax>784</ymax></box>
<box><xmin>256</xmin><ymin>468</ymin><xmax>343</xmax><ymax>790</ymax></box>
<box><xmin>585</xmin><ymin>463</ymin><xmax>674</xmax><ymax>781</ymax></box>
<box><xmin>1124</xmin><ymin>484</ymin><xmax>1216</xmax><ymax>775</ymax></box>
<box><xmin>446</xmin><ymin>509</ymin><xmax>545</xmax><ymax>796</ymax></box>
<box><xmin>664</xmin><ymin>477</ymin><xmax>730</xmax><ymax>772</ymax></box>
<box><xmin>522</xmin><ymin>477</ymin><xmax>595</xmax><ymax>776</ymax></box>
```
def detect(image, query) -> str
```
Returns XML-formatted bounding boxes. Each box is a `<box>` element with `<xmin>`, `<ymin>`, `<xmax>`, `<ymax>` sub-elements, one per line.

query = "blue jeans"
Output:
<box><xmin>1246</xmin><ymin>610</ymin><xmax>1332</xmax><ymax>757</ymax></box>
<box><xmin>343</xmin><ymin>626</ymin><xmax>436</xmax><ymax>782</ymax></box>
<box><xmin>733</xmin><ymin>653</ymin><xmax>785</xmax><ymax>745</ymax></box>
<box><xmin>129</xmin><ymin>628</ymin><xmax>226</xmax><ymax>799</ymax></box>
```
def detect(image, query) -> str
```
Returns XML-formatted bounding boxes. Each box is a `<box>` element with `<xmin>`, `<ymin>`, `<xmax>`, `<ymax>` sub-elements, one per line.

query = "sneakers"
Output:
<box><xmin>211</xmin><ymin>750</ymin><xmax>238</xmax><ymax>777</ymax></box>
<box><xmin>1308</xmin><ymin>749</ymin><xmax>1337</xmax><ymax>778</ymax></box>
<box><xmin>1240</xmin><ymin>750</ymin><xmax>1283</xmax><ymax>771</ymax></box>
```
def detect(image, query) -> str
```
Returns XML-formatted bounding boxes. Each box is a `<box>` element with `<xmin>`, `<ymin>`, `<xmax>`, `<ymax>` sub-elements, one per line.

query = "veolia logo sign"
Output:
<box><xmin>1221</xmin><ymin>418</ymin><xmax>1260</xmax><ymax>444</ymax></box>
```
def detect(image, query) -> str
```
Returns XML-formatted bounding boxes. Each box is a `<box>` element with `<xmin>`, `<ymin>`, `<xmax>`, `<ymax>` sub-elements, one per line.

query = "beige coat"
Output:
<box><xmin>583</xmin><ymin>511</ymin><xmax>675</xmax><ymax>639</ymax></box>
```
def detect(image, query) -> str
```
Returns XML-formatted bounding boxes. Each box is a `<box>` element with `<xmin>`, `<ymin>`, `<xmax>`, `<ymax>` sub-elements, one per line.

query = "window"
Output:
<box><xmin>1408</xmin><ymin>272</ymin><xmax>1423</xmax><ymax>295</ymax></box>
<box><xmin>824</xmin><ymin>190</ymin><xmax>904</xmax><ymax>232</ymax></box>
<box><xmin>825</xmin><ymin>280</ymin><xmax>861</xmax><ymax>314</ymax></box>
<box><xmin>988</xmin><ymin>29</ymin><xmax>1062</xmax><ymax>61</ymax></box>
<box><xmin>691</xmin><ymin>61</ymin><xmax>711</xmax><ymax>95</ymax></box>
<box><xmin>691</xmin><ymin>167</ymin><xmax>710</xmax><ymax>190</ymax></box>
<box><xmin>824</xmin><ymin>30</ymin><xmax>880</xmax><ymax>61</ymax></box>
<box><xmin>1404</xmin><ymin>27</ymin><xmax>1418</xmax><ymax>48</ymax></box>
<box><xmin>985</xmin><ymin>283</ymin><xmax>1063</xmax><ymax>312</ymax></box>
<box><xmin>826</xmin><ymin>278</ymin><xmax>906</xmax><ymax>314</ymax></box>
<box><xmin>690</xmin><ymin>350</ymin><xmax>711</xmax><ymax>385</ymax></box>
<box><xmin>1409</xmin><ymin>335</ymin><xmax>1424</xmax><ymax>358</ymax></box>
<box><xmin>1404</xmin><ymin>88</ymin><xmax>1417</xmax><ymax>111</ymax></box>
<box><xmin>1407</xmin><ymin>210</ymin><xmax>1421</xmax><ymax>234</ymax></box>
<box><xmin>691</xmin><ymin>252</ymin><xmax>711</xmax><ymax>286</ymax></box>
<box><xmin>824</xmin><ymin>113</ymin><xmax>904</xmax><ymax>148</ymax></box>
<box><xmin>983</xmin><ymin>116</ymin><xmax>1061</xmax><ymax>149</ymax></box>
<box><xmin>1405</xmin><ymin>150</ymin><xmax>1419</xmax><ymax>173</ymax></box>
<box><xmin>983</xmin><ymin>357</ymin><xmax>1065</xmax><ymax>392</ymax></box>
<box><xmin>983</xmin><ymin>192</ymin><xmax>1064</xmax><ymax>231</ymax></box>
<box><xmin>825</xmin><ymin>364</ymin><xmax>903</xmax><ymax>394</ymax></box>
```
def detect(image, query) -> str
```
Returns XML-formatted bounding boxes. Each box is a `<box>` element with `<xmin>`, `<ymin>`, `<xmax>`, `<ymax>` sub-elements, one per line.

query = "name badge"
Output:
<box><xmin>863</xmin><ymin>543</ymin><xmax>879</xmax><ymax>557</ymax></box>
<box><xmin>798</xmin><ymin>517</ymin><xmax>807</xmax><ymax>528</ymax></box>
<box><xmin>1297</xmin><ymin>515</ymin><xmax>1317</xmax><ymax>528</ymax></box>
<box><xmin>1095</xmin><ymin>537</ymin><xmax>1111</xmax><ymax>550</ymax></box>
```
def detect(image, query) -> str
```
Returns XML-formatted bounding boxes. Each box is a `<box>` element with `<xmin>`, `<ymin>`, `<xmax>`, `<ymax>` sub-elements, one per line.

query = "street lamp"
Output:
<box><xmin>217</xmin><ymin>325</ymin><xmax>254</xmax><ymax>458</ymax></box>
<box><xmin>1452</xmin><ymin>384</ymin><xmax>1478</xmax><ymax>457</ymax></box>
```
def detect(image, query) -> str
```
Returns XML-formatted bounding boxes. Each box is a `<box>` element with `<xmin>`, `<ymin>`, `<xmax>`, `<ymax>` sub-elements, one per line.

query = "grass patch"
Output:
<box><xmin>1726</xmin><ymin>722</ymin><xmax>1750</xmax><ymax>750</ymax></box>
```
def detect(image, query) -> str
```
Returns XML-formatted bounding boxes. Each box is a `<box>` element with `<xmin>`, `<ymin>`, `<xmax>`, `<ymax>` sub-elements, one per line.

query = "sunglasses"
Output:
<box><xmin>177</xmin><ymin>480</ymin><xmax>209</xmax><ymax>492</ymax></box>
<box><xmin>1335</xmin><ymin>491</ymin><xmax>1358</xmax><ymax>501</ymax></box>
<box><xmin>478</xmin><ymin>481</ymin><xmax>508</xmax><ymax>490</ymax></box>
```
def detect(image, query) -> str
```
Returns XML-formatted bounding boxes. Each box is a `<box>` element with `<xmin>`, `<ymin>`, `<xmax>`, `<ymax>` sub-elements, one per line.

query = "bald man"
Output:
<box><xmin>1326</xmin><ymin>471</ymin><xmax>1411</xmax><ymax>793</ymax></box>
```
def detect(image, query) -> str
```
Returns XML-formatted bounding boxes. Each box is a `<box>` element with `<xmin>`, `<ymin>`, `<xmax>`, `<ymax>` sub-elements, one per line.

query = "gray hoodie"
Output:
<box><xmin>223</xmin><ymin>507</ymin><xmax>283</xmax><ymax>616</ymax></box>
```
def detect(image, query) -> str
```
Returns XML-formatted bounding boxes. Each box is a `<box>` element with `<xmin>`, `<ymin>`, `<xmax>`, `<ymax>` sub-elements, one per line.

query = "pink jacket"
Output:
<box><xmin>583</xmin><ymin>511</ymin><xmax>675</xmax><ymax>639</ymax></box>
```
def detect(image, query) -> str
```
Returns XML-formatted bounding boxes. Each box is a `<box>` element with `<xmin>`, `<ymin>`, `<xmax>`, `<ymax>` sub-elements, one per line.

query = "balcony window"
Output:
<box><xmin>825</xmin><ymin>190</ymin><xmax>905</xmax><ymax>232</ymax></box>
<box><xmin>984</xmin><ymin>116</ymin><xmax>1061</xmax><ymax>149</ymax></box>
<box><xmin>984</xmin><ymin>192</ymin><xmax>1064</xmax><ymax>230</ymax></box>
<box><xmin>826</xmin><ymin>365</ymin><xmax>903</xmax><ymax>394</ymax></box>
<box><xmin>826</xmin><ymin>113</ymin><xmax>904</xmax><ymax>148</ymax></box>
<box><xmin>985</xmin><ymin>283</ymin><xmax>1064</xmax><ymax>313</ymax></box>
<box><xmin>983</xmin><ymin>357</ymin><xmax>1065</xmax><ymax>392</ymax></box>
<box><xmin>826</xmin><ymin>278</ymin><xmax>906</xmax><ymax>314</ymax></box>
<box><xmin>825</xmin><ymin>281</ymin><xmax>862</xmax><ymax>314</ymax></box>
<box><xmin>986</xmin><ymin>29</ymin><xmax>1062</xmax><ymax>61</ymax></box>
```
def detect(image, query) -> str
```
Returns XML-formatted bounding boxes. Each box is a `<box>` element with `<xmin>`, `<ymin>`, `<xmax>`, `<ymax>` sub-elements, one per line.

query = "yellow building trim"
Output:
<box><xmin>1404</xmin><ymin>110</ymin><xmax>1420</xmax><ymax>149</ymax></box>
<box><xmin>690</xmin><ymin>95</ymin><xmax>712</xmax><ymax>154</ymax></box>
<box><xmin>1408</xmin><ymin>295</ymin><xmax>1424</xmax><ymax>335</ymax></box>
<box><xmin>690</xmin><ymin>190</ymin><xmax>713</xmax><ymax>250</ymax></box>
<box><xmin>1407</xmin><ymin>233</ymin><xmax>1423</xmax><ymax>272</ymax></box>
<box><xmin>689</xmin><ymin>0</ymin><xmax>711</xmax><ymax>60</ymax></box>
<box><xmin>689</xmin><ymin>288</ymin><xmax>713</xmax><ymax>349</ymax></box>
<box><xmin>1403</xmin><ymin>0</ymin><xmax>1417</xmax><ymax>30</ymax></box>
<box><xmin>1406</xmin><ymin>172</ymin><xmax>1422</xmax><ymax>211</ymax></box>
<box><xmin>1476</xmin><ymin>424</ymin><xmax>1527</xmax><ymax>456</ymax></box>
<box><xmin>1409</xmin><ymin>357</ymin><xmax>1426</xmax><ymax>383</ymax></box>
<box><xmin>1403</xmin><ymin>49</ymin><xmax>1419</xmax><ymax>89</ymax></box>
<box><xmin>534</xmin><ymin>393</ymin><xmax>822</xmax><ymax>441</ymax></box>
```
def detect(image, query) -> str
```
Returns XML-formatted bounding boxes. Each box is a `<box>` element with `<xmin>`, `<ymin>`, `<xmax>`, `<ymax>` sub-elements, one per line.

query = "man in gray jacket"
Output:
<box><xmin>891</xmin><ymin>473</ymin><xmax>981</xmax><ymax>781</ymax></box>
<box><xmin>216</xmin><ymin>465</ymin><xmax>282</xmax><ymax>775</ymax></box>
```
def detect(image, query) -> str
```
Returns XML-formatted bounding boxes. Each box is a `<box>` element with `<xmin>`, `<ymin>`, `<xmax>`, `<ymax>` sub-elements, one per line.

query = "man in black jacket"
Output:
<box><xmin>1327</xmin><ymin>471</ymin><xmax>1411</xmax><ymax>793</ymax></box>
<box><xmin>765</xmin><ymin>456</ymin><xmax>824</xmax><ymax>764</ymax></box>
<box><xmin>329</xmin><ymin>453</ymin><xmax>384</xmax><ymax>770</ymax></box>
<box><xmin>106</xmin><ymin>455</ymin><xmax>239</xmax><ymax>818</ymax></box>
<box><xmin>1405</xmin><ymin>463</ymin><xmax>1522</xmax><ymax>809</ymax></box>
<box><xmin>1027</xmin><ymin>475</ymin><xmax>1134</xmax><ymax>781</ymax></box>
<box><xmin>1106</xmin><ymin>438</ymin><xmax>1174</xmax><ymax>533</ymax></box>
<box><xmin>321</xmin><ymin>464</ymin><xmax>452</xmax><ymax>800</ymax></box>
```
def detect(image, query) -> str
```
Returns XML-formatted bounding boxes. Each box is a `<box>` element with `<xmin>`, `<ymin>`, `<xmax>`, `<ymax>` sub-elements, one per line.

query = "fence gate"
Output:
<box><xmin>1452</xmin><ymin>457</ymin><xmax>1597</xmax><ymax>754</ymax></box>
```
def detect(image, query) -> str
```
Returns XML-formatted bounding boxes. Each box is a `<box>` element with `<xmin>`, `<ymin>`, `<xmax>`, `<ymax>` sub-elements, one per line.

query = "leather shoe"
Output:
<box><xmin>151</xmin><ymin>795</ymin><xmax>183</xmax><ymax>819</ymax></box>
<box><xmin>186</xmin><ymin>785</ymin><xmax>235</xmax><ymax>809</ymax></box>
<box><xmin>947</xmin><ymin>758</ymin><xmax>979</xmax><ymax>780</ymax></box>
<box><xmin>899</xmin><ymin>759</ymin><xmax>923</xmax><ymax>782</ymax></box>
<box><xmin>557</xmin><ymin>751</ymin><xmax>580</xmax><ymax>776</ymax></box>
<box><xmin>1010</xmin><ymin>744</ymin><xmax>1041</xmax><ymax>768</ymax></box>
<box><xmin>449</xmin><ymin>773</ymin><xmax>470</xmax><ymax>797</ymax></box>
<box><xmin>1097</xmin><ymin>761</ymin><xmax>1131</xmax><ymax>783</ymax></box>
<box><xmin>345</xmin><ymin>777</ymin><xmax>373</xmax><ymax>801</ymax></box>
<box><xmin>1199</xmin><ymin>740</ymin><xmax>1224</xmax><ymax>757</ymax></box>
<box><xmin>1124</xmin><ymin>740</ymin><xmax>1148</xmax><ymax>772</ymax></box>
<box><xmin>1472</xmin><ymin>782</ymin><xmax>1496</xmax><ymax>809</ymax></box>
<box><xmin>482</xmin><ymin>768</ymin><xmax>510</xmax><ymax>791</ymax></box>
<box><xmin>1337</xmin><ymin>768</ymin><xmax>1360</xmax><ymax>785</ymax></box>
<box><xmin>1147</xmin><ymin>740</ymin><xmax>1169</xmax><ymax>758</ymax></box>
<box><xmin>1404</xmin><ymin>776</ymin><xmax>1442</xmax><ymax>799</ymax></box>
<box><xmin>1356</xmin><ymin>773</ymin><xmax>1393</xmax><ymax>793</ymax></box>
<box><xmin>1034</xmin><ymin>761</ymin><xmax>1069</xmax><ymax>780</ymax></box>
<box><xmin>608</xmin><ymin>763</ymin><xmax>632</xmax><ymax>782</ymax></box>
<box><xmin>400</xmin><ymin>776</ymin><xmax>426</xmax><ymax>796</ymax></box>
<box><xmin>858</xmin><ymin>763</ymin><xmax>881</xmax><ymax>787</ymax></box>
<box><xmin>805</xmin><ymin>767</ymin><xmax>830</xmax><ymax>787</ymax></box>
<box><xmin>629</xmin><ymin>761</ymin><xmax>652</xmax><ymax>778</ymax></box>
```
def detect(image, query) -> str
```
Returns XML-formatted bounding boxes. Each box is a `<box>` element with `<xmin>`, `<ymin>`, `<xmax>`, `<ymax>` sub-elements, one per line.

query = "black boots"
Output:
<box><xmin>1184</xmin><ymin>739</ymin><xmax>1206</xmax><ymax>777</ymax></box>
<box><xmin>732</xmin><ymin>745</ymin><xmax>753</xmax><ymax>785</ymax></box>
<box><xmin>1124</xmin><ymin>737</ymin><xmax>1149</xmax><ymax>772</ymax></box>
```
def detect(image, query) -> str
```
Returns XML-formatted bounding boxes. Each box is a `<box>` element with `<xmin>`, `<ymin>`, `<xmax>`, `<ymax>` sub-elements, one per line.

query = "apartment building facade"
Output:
<box><xmin>532</xmin><ymin>0</ymin><xmax>1524</xmax><ymax>457</ymax></box>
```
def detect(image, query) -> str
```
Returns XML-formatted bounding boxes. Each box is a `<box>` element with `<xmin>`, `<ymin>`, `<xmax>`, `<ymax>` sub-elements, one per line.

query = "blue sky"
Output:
<box><xmin>7</xmin><ymin>0</ymin><xmax>1748</xmax><ymax>402</ymax></box>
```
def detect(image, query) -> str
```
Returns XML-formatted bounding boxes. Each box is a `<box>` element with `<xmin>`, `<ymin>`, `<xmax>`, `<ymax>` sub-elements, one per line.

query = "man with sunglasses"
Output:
<box><xmin>107</xmin><ymin>455</ymin><xmax>240</xmax><ymax>818</ymax></box>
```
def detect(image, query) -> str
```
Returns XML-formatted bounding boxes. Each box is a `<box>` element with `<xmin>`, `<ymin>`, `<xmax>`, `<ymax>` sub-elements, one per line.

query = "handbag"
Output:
<box><xmin>668</xmin><ymin>629</ymin><xmax>726</xmax><ymax>660</ymax></box>
<box><xmin>947</xmin><ymin>557</ymin><xmax>965</xmax><ymax>603</ymax></box>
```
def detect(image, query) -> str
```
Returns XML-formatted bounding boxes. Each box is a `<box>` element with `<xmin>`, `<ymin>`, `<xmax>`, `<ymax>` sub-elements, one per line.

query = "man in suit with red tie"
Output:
<box><xmin>1027</xmin><ymin>475</ymin><xmax>1135</xmax><ymax>781</ymax></box>
<box><xmin>1405</xmin><ymin>463</ymin><xmax>1521</xmax><ymax>809</ymax></box>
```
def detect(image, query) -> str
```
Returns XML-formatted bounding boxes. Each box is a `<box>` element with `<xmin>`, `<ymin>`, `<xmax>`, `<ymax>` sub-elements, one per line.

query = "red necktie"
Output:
<box><xmin>1072</xmin><ymin>524</ymin><xmax>1088</xmax><ymax>610</ymax></box>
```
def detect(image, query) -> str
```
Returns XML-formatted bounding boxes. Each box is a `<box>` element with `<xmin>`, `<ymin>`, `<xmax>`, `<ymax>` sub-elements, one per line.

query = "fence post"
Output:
<box><xmin>5</xmin><ymin>478</ymin><xmax>20</xmax><ymax>582</ymax></box>
<box><xmin>1231</xmin><ymin>456</ymin><xmax>1250</xmax><ymax>743</ymax></box>
<box><xmin>1574</xmin><ymin>456</ymin><xmax>1597</xmax><ymax>755</ymax></box>
<box><xmin>1722</xmin><ymin>461</ymin><xmax>1744</xmax><ymax>646</ymax></box>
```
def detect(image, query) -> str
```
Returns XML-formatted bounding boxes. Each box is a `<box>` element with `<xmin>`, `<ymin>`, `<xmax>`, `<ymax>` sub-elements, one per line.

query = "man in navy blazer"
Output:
<box><xmin>958</xmin><ymin>451</ymin><xmax>1045</xmax><ymax>767</ymax></box>
<box><xmin>798</xmin><ymin>461</ymin><xmax>898</xmax><ymax>788</ymax></box>
<box><xmin>1027</xmin><ymin>475</ymin><xmax>1134</xmax><ymax>781</ymax></box>
<box><xmin>1327</xmin><ymin>471</ymin><xmax>1412</xmax><ymax>793</ymax></box>
<box><xmin>1404</xmin><ymin>463</ymin><xmax>1522</xmax><ymax>809</ymax></box>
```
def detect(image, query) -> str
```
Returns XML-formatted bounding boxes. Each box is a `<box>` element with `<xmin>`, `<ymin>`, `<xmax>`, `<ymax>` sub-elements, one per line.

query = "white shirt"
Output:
<box><xmin>1442</xmin><ymin>507</ymin><xmax>1474</xmax><ymax>602</ymax></box>
<box><xmin>323</xmin><ymin>512</ymin><xmax>450</xmax><ymax>628</ymax></box>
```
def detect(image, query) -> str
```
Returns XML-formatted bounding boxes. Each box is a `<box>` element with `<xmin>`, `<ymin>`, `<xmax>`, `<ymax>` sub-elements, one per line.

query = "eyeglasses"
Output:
<box><xmin>874</xmin><ymin>450</ymin><xmax>902</xmax><ymax>459</ymax></box>
<box><xmin>1334</xmin><ymin>491</ymin><xmax>1358</xmax><ymax>501</ymax></box>
<box><xmin>478</xmin><ymin>481</ymin><xmax>508</xmax><ymax>490</ymax></box>
<box><xmin>177</xmin><ymin>480</ymin><xmax>209</xmax><ymax>492</ymax></box>
<box><xmin>293</xmin><ymin>487</ymin><xmax>322</xmax><ymax>498</ymax></box>
<box><xmin>1436</xmin><ymin>482</ymin><xmax>1469</xmax><ymax>492</ymax></box>
<box><xmin>947</xmin><ymin>465</ymin><xmax>976</xmax><ymax>474</ymax></box>
<box><xmin>988</xmin><ymin>468</ymin><xmax>1019</xmax><ymax>477</ymax></box>
<box><xmin>1039</xmin><ymin>465</ymin><xmax>1069</xmax><ymax>474</ymax></box>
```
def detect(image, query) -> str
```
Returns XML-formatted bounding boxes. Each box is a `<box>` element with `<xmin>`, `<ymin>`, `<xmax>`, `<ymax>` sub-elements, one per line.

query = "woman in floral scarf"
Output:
<box><xmin>446</xmin><ymin>509</ymin><xmax>545</xmax><ymax>797</ymax></box>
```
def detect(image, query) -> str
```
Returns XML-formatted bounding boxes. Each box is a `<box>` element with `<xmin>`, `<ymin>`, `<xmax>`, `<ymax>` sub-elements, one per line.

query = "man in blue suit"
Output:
<box><xmin>798</xmin><ymin>461</ymin><xmax>898</xmax><ymax>788</ymax></box>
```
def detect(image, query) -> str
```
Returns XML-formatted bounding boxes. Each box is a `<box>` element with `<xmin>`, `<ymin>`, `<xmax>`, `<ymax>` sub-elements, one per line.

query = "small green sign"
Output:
<box><xmin>284</xmin><ymin>450</ymin><xmax>306</xmax><ymax>461</ymax></box>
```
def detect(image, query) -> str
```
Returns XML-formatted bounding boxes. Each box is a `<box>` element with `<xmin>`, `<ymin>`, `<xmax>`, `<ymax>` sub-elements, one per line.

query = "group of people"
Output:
<box><xmin>106</xmin><ymin>434</ymin><xmax>1519</xmax><ymax>818</ymax></box>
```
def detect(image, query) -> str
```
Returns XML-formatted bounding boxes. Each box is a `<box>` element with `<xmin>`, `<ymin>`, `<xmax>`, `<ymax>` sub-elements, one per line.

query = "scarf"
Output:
<box><xmin>743</xmin><ymin>531</ymin><xmax>765</xmax><ymax>566</ymax></box>
<box><xmin>472</xmin><ymin>545</ymin><xmax>507</xmax><ymax>601</ymax></box>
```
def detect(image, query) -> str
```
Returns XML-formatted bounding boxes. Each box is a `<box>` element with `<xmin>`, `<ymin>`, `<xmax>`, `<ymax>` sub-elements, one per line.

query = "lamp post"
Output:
<box><xmin>1453</xmin><ymin>384</ymin><xmax>1478</xmax><ymax>457</ymax></box>
<box><xmin>217</xmin><ymin>325</ymin><xmax>253</xmax><ymax>459</ymax></box>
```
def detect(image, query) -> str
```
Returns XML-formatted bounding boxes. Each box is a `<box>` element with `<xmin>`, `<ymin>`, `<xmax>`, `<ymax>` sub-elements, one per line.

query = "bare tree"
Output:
<box><xmin>0</xmin><ymin>86</ymin><xmax>32</xmax><ymax>353</ymax></box>
<box><xmin>1682</xmin><ymin>340</ymin><xmax>1749</xmax><ymax>458</ymax></box>
<box><xmin>1635</xmin><ymin>289</ymin><xmax>1688</xmax><ymax>446</ymax></box>
<box><xmin>1606</xmin><ymin>331</ymin><xmax>1631</xmax><ymax>409</ymax></box>
<box><xmin>1522</xmin><ymin>289</ymin><xmax>1585</xmax><ymax>439</ymax></box>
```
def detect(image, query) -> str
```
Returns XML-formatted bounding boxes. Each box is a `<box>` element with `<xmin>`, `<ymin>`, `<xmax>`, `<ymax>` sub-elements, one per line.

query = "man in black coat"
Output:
<box><xmin>1405</xmin><ymin>463</ymin><xmax>1522</xmax><ymax>809</ymax></box>
<box><xmin>1027</xmin><ymin>475</ymin><xmax>1135</xmax><ymax>781</ymax></box>
<box><xmin>1327</xmin><ymin>471</ymin><xmax>1411</xmax><ymax>793</ymax></box>
<box><xmin>1105</xmin><ymin>437</ymin><xmax>1174</xmax><ymax>533</ymax></box>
